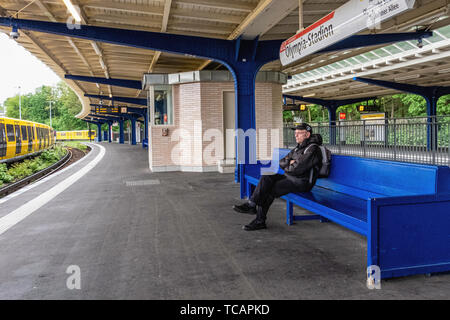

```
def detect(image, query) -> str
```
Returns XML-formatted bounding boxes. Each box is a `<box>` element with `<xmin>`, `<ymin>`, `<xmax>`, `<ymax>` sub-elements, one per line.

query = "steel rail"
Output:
<box><xmin>0</xmin><ymin>148</ymin><xmax>73</xmax><ymax>197</ymax></box>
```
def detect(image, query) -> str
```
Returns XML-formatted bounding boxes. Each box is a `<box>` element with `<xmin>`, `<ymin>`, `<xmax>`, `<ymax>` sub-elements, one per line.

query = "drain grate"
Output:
<box><xmin>125</xmin><ymin>179</ymin><xmax>160</xmax><ymax>187</ymax></box>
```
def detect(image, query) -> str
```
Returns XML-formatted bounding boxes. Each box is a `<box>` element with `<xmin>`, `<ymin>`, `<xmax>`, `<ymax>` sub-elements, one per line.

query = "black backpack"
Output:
<box><xmin>304</xmin><ymin>143</ymin><xmax>332</xmax><ymax>178</ymax></box>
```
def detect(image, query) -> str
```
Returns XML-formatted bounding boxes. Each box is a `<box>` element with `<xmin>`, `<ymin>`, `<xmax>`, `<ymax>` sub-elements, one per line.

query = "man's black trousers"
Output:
<box><xmin>249</xmin><ymin>174</ymin><xmax>310</xmax><ymax>222</ymax></box>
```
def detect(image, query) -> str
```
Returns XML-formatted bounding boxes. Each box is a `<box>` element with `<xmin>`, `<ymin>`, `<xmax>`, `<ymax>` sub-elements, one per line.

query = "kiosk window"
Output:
<box><xmin>153</xmin><ymin>85</ymin><xmax>173</xmax><ymax>125</ymax></box>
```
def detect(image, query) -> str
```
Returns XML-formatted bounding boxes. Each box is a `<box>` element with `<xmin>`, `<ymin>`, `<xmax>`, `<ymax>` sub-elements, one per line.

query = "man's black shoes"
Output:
<box><xmin>233</xmin><ymin>203</ymin><xmax>256</xmax><ymax>214</ymax></box>
<box><xmin>243</xmin><ymin>219</ymin><xmax>266</xmax><ymax>231</ymax></box>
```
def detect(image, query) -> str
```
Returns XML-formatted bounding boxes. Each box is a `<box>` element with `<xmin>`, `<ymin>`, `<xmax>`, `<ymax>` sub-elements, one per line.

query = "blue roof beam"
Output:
<box><xmin>283</xmin><ymin>94</ymin><xmax>377</xmax><ymax>110</ymax></box>
<box><xmin>85</xmin><ymin>94</ymin><xmax>147</xmax><ymax>106</ymax></box>
<box><xmin>65</xmin><ymin>74</ymin><xmax>142</xmax><ymax>90</ymax></box>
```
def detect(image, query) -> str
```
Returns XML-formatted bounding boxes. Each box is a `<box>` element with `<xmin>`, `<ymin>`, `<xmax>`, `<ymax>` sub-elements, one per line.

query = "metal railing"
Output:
<box><xmin>284</xmin><ymin>116</ymin><xmax>450</xmax><ymax>166</ymax></box>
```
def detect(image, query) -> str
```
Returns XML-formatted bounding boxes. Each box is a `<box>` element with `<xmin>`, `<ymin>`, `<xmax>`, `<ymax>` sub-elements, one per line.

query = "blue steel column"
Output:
<box><xmin>327</xmin><ymin>105</ymin><xmax>337</xmax><ymax>146</ymax></box>
<box><xmin>108</xmin><ymin>122</ymin><xmax>112</xmax><ymax>143</ymax></box>
<box><xmin>131</xmin><ymin>119</ymin><xmax>137</xmax><ymax>145</ymax></box>
<box><xmin>424</xmin><ymin>90</ymin><xmax>438</xmax><ymax>151</ymax></box>
<box><xmin>143</xmin><ymin>114</ymin><xmax>148</xmax><ymax>149</ymax></box>
<box><xmin>119</xmin><ymin>119</ymin><xmax>124</xmax><ymax>144</ymax></box>
<box><xmin>233</xmin><ymin>67</ymin><xmax>259</xmax><ymax>195</ymax></box>
<box><xmin>97</xmin><ymin>123</ymin><xmax>102</xmax><ymax>142</ymax></box>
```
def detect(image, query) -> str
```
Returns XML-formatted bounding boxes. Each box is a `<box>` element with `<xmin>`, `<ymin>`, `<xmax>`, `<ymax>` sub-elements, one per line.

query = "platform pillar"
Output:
<box><xmin>108</xmin><ymin>123</ymin><xmax>112</xmax><ymax>143</ymax></box>
<box><xmin>97</xmin><ymin>123</ymin><xmax>102</xmax><ymax>142</ymax></box>
<box><xmin>131</xmin><ymin>119</ymin><xmax>137</xmax><ymax>145</ymax></box>
<box><xmin>119</xmin><ymin>120</ymin><xmax>124</xmax><ymax>144</ymax></box>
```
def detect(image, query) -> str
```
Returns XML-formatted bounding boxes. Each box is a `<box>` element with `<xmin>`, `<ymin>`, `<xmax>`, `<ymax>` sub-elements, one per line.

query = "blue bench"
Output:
<box><xmin>244</xmin><ymin>148</ymin><xmax>450</xmax><ymax>280</ymax></box>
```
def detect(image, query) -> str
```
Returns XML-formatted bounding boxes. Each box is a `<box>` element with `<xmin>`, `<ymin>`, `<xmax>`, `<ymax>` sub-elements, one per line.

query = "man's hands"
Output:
<box><xmin>290</xmin><ymin>160</ymin><xmax>296</xmax><ymax>165</ymax></box>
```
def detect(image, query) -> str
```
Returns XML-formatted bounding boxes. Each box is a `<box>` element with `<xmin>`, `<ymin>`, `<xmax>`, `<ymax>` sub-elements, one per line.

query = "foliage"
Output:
<box><xmin>61</xmin><ymin>141</ymin><xmax>88</xmax><ymax>151</ymax></box>
<box><xmin>0</xmin><ymin>163</ymin><xmax>13</xmax><ymax>186</ymax></box>
<box><xmin>0</xmin><ymin>146</ymin><xmax>66</xmax><ymax>186</ymax></box>
<box><xmin>4</xmin><ymin>82</ymin><xmax>89</xmax><ymax>131</ymax></box>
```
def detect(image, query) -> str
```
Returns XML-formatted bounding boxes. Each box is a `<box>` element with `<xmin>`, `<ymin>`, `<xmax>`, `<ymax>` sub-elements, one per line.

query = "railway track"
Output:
<box><xmin>0</xmin><ymin>148</ymin><xmax>73</xmax><ymax>198</ymax></box>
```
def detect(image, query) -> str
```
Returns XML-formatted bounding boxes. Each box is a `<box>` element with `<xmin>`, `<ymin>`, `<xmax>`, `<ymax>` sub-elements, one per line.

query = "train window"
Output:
<box><xmin>21</xmin><ymin>126</ymin><xmax>27</xmax><ymax>140</ymax></box>
<box><xmin>27</xmin><ymin>126</ymin><xmax>32</xmax><ymax>140</ymax></box>
<box><xmin>76</xmin><ymin>132</ymin><xmax>82</xmax><ymax>136</ymax></box>
<box><xmin>6</xmin><ymin>124</ymin><xmax>15</xmax><ymax>142</ymax></box>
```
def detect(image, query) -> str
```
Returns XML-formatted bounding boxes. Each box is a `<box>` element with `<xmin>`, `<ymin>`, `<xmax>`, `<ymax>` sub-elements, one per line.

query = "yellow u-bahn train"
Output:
<box><xmin>56</xmin><ymin>130</ymin><xmax>96</xmax><ymax>141</ymax></box>
<box><xmin>0</xmin><ymin>117</ymin><xmax>55</xmax><ymax>163</ymax></box>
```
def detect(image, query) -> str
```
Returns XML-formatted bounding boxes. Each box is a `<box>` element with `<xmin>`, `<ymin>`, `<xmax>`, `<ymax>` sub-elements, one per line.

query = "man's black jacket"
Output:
<box><xmin>279</xmin><ymin>134</ymin><xmax>323</xmax><ymax>187</ymax></box>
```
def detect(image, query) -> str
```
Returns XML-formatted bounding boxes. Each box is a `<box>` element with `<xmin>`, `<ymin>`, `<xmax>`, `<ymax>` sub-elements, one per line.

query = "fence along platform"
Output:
<box><xmin>284</xmin><ymin>116</ymin><xmax>450</xmax><ymax>166</ymax></box>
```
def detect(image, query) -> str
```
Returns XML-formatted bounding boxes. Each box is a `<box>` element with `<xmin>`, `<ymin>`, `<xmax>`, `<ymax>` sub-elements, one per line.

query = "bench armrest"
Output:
<box><xmin>368</xmin><ymin>193</ymin><xmax>450</xmax><ymax>279</ymax></box>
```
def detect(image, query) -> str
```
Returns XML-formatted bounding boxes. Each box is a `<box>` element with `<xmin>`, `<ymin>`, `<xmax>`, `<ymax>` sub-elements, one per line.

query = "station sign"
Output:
<box><xmin>360</xmin><ymin>112</ymin><xmax>386</xmax><ymax>120</ymax></box>
<box><xmin>93</xmin><ymin>106</ymin><xmax>128</xmax><ymax>114</ymax></box>
<box><xmin>280</xmin><ymin>0</ymin><xmax>416</xmax><ymax>66</ymax></box>
<box><xmin>95</xmin><ymin>106</ymin><xmax>120</xmax><ymax>114</ymax></box>
<box><xmin>358</xmin><ymin>104</ymin><xmax>379</xmax><ymax>112</ymax></box>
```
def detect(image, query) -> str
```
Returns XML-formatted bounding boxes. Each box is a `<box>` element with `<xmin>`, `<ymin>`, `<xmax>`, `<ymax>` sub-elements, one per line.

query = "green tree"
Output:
<box><xmin>4</xmin><ymin>82</ymin><xmax>88</xmax><ymax>131</ymax></box>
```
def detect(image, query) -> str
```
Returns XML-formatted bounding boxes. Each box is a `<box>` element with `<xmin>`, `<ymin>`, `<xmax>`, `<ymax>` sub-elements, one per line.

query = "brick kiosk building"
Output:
<box><xmin>143</xmin><ymin>71</ymin><xmax>287</xmax><ymax>174</ymax></box>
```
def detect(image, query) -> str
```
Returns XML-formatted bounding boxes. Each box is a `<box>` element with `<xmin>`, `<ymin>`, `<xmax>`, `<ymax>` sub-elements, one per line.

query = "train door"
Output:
<box><xmin>6</xmin><ymin>124</ymin><xmax>15</xmax><ymax>158</ymax></box>
<box><xmin>0</xmin><ymin>122</ymin><xmax>6</xmax><ymax>158</ymax></box>
<box><xmin>21</xmin><ymin>125</ymin><xmax>28</xmax><ymax>154</ymax></box>
<box><xmin>36</xmin><ymin>127</ymin><xmax>40</xmax><ymax>150</ymax></box>
<box><xmin>32</xmin><ymin>125</ymin><xmax>36</xmax><ymax>152</ymax></box>
<box><xmin>27</xmin><ymin>126</ymin><xmax>33</xmax><ymax>152</ymax></box>
<box><xmin>14</xmin><ymin>124</ymin><xmax>21</xmax><ymax>154</ymax></box>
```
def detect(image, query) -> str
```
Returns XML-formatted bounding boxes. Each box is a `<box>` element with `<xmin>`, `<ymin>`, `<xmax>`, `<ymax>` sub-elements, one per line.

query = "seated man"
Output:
<box><xmin>233</xmin><ymin>123</ymin><xmax>323</xmax><ymax>231</ymax></box>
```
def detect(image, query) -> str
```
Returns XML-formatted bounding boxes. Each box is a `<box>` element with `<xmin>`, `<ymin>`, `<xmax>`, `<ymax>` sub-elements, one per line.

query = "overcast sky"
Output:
<box><xmin>0</xmin><ymin>32</ymin><xmax>60</xmax><ymax>108</ymax></box>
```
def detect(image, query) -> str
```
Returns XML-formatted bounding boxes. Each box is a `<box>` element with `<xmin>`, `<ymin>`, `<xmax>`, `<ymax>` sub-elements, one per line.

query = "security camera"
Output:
<box><xmin>9</xmin><ymin>30</ymin><xmax>19</xmax><ymax>39</ymax></box>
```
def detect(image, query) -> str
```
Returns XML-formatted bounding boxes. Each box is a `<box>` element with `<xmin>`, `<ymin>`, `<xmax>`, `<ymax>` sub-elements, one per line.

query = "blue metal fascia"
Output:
<box><xmin>0</xmin><ymin>17</ymin><xmax>234</xmax><ymax>65</ymax></box>
<box><xmin>84</xmin><ymin>118</ymin><xmax>107</xmax><ymax>124</ymax></box>
<box><xmin>126</xmin><ymin>107</ymin><xmax>147</xmax><ymax>115</ymax></box>
<box><xmin>65</xmin><ymin>74</ymin><xmax>142</xmax><ymax>90</ymax></box>
<box><xmin>85</xmin><ymin>94</ymin><xmax>147</xmax><ymax>106</ymax></box>
<box><xmin>83</xmin><ymin>120</ymin><xmax>103</xmax><ymax>125</ymax></box>
<box><xmin>319</xmin><ymin>31</ymin><xmax>433</xmax><ymax>54</ymax></box>
<box><xmin>353</xmin><ymin>77</ymin><xmax>435</xmax><ymax>96</ymax></box>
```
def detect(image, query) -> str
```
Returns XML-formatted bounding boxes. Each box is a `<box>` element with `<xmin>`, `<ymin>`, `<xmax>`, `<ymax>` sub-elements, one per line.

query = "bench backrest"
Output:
<box><xmin>274</xmin><ymin>148</ymin><xmax>450</xmax><ymax>197</ymax></box>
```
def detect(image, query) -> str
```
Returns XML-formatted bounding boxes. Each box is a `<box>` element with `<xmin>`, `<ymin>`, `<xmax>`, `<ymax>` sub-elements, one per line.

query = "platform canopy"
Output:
<box><xmin>284</xmin><ymin>24</ymin><xmax>450</xmax><ymax>100</ymax></box>
<box><xmin>0</xmin><ymin>0</ymin><xmax>449</xmax><ymax>116</ymax></box>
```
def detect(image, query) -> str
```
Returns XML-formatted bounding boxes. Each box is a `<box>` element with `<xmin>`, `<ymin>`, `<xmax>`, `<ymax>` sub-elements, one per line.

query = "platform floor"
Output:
<box><xmin>0</xmin><ymin>142</ymin><xmax>449</xmax><ymax>299</ymax></box>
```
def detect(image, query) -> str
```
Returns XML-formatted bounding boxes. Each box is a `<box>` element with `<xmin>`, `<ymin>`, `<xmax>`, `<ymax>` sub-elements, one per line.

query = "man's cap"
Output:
<box><xmin>291</xmin><ymin>123</ymin><xmax>312</xmax><ymax>133</ymax></box>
